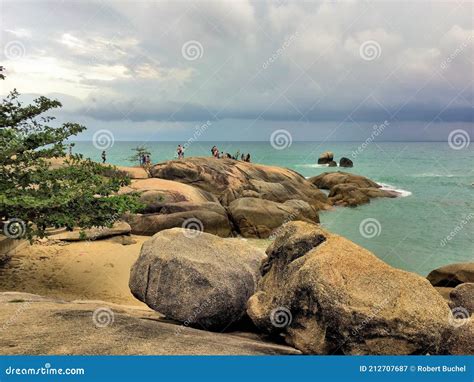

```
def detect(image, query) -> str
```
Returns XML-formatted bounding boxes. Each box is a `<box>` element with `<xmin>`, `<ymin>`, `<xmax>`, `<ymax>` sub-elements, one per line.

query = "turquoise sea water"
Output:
<box><xmin>72</xmin><ymin>140</ymin><xmax>473</xmax><ymax>276</ymax></box>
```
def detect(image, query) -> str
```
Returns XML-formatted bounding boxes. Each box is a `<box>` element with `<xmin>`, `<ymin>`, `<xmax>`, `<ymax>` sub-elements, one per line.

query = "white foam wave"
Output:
<box><xmin>296</xmin><ymin>163</ymin><xmax>331</xmax><ymax>168</ymax></box>
<box><xmin>414</xmin><ymin>173</ymin><xmax>456</xmax><ymax>178</ymax></box>
<box><xmin>378</xmin><ymin>182</ymin><xmax>412</xmax><ymax>197</ymax></box>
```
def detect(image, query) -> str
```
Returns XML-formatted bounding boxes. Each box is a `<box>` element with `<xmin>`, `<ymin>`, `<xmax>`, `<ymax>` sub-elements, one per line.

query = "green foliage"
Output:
<box><xmin>128</xmin><ymin>145</ymin><xmax>151</xmax><ymax>166</ymax></box>
<box><xmin>0</xmin><ymin>66</ymin><xmax>141</xmax><ymax>240</ymax></box>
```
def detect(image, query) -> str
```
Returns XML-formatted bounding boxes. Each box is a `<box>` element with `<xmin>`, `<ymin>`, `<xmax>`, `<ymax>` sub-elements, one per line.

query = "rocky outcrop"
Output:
<box><xmin>339</xmin><ymin>157</ymin><xmax>353</xmax><ymax>168</ymax></box>
<box><xmin>228</xmin><ymin>198</ymin><xmax>319</xmax><ymax>238</ymax></box>
<box><xmin>442</xmin><ymin>320</ymin><xmax>474</xmax><ymax>355</ymax></box>
<box><xmin>119</xmin><ymin>178</ymin><xmax>232</xmax><ymax>236</ymax></box>
<box><xmin>427</xmin><ymin>262</ymin><xmax>474</xmax><ymax>287</ymax></box>
<box><xmin>317</xmin><ymin>151</ymin><xmax>334</xmax><ymax>164</ymax></box>
<box><xmin>449</xmin><ymin>283</ymin><xmax>474</xmax><ymax>314</ymax></box>
<box><xmin>129</xmin><ymin>228</ymin><xmax>266</xmax><ymax>331</ymax></box>
<box><xmin>247</xmin><ymin>221</ymin><xmax>451</xmax><ymax>355</ymax></box>
<box><xmin>309</xmin><ymin>172</ymin><xmax>399</xmax><ymax>207</ymax></box>
<box><xmin>48</xmin><ymin>221</ymin><xmax>131</xmax><ymax>241</ymax></box>
<box><xmin>0</xmin><ymin>292</ymin><xmax>300</xmax><ymax>355</ymax></box>
<box><xmin>328</xmin><ymin>161</ymin><xmax>337</xmax><ymax>167</ymax></box>
<box><xmin>114</xmin><ymin>165</ymin><xmax>149</xmax><ymax>179</ymax></box>
<box><xmin>150</xmin><ymin>157</ymin><xmax>328</xmax><ymax>210</ymax></box>
<box><xmin>124</xmin><ymin>202</ymin><xmax>232</xmax><ymax>237</ymax></box>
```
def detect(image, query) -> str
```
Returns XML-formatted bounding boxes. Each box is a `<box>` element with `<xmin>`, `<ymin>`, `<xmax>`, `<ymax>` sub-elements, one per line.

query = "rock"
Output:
<box><xmin>119</xmin><ymin>178</ymin><xmax>232</xmax><ymax>237</ymax></box>
<box><xmin>317</xmin><ymin>151</ymin><xmax>334</xmax><ymax>164</ymax></box>
<box><xmin>328</xmin><ymin>161</ymin><xmax>337</xmax><ymax>167</ymax></box>
<box><xmin>0</xmin><ymin>292</ymin><xmax>300</xmax><ymax>355</ymax></box>
<box><xmin>427</xmin><ymin>262</ymin><xmax>474</xmax><ymax>287</ymax></box>
<box><xmin>339</xmin><ymin>157</ymin><xmax>353</xmax><ymax>168</ymax></box>
<box><xmin>114</xmin><ymin>165</ymin><xmax>149</xmax><ymax>179</ymax></box>
<box><xmin>120</xmin><ymin>178</ymin><xmax>218</xmax><ymax>208</ymax></box>
<box><xmin>310</xmin><ymin>171</ymin><xmax>380</xmax><ymax>189</ymax></box>
<box><xmin>328</xmin><ymin>183</ymin><xmax>398</xmax><ymax>207</ymax></box>
<box><xmin>449</xmin><ymin>283</ymin><xmax>474</xmax><ymax>314</ymax></box>
<box><xmin>124</xmin><ymin>202</ymin><xmax>232</xmax><ymax>237</ymax></box>
<box><xmin>129</xmin><ymin>228</ymin><xmax>266</xmax><ymax>331</ymax></box>
<box><xmin>442</xmin><ymin>320</ymin><xmax>474</xmax><ymax>355</ymax></box>
<box><xmin>309</xmin><ymin>172</ymin><xmax>399</xmax><ymax>207</ymax></box>
<box><xmin>228</xmin><ymin>198</ymin><xmax>319</xmax><ymax>238</ymax></box>
<box><xmin>150</xmin><ymin>157</ymin><xmax>328</xmax><ymax>210</ymax></box>
<box><xmin>247</xmin><ymin>221</ymin><xmax>451</xmax><ymax>355</ymax></box>
<box><xmin>108</xmin><ymin>235</ymin><xmax>137</xmax><ymax>245</ymax></box>
<box><xmin>48</xmin><ymin>221</ymin><xmax>131</xmax><ymax>241</ymax></box>
<box><xmin>435</xmin><ymin>287</ymin><xmax>453</xmax><ymax>302</ymax></box>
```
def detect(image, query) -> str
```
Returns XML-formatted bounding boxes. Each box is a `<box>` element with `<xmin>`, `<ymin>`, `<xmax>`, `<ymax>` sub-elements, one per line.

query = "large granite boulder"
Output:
<box><xmin>442</xmin><ymin>320</ymin><xmax>474</xmax><ymax>355</ymax></box>
<box><xmin>247</xmin><ymin>221</ymin><xmax>451</xmax><ymax>355</ymax></box>
<box><xmin>309</xmin><ymin>172</ymin><xmax>399</xmax><ymax>207</ymax></box>
<box><xmin>150</xmin><ymin>157</ymin><xmax>328</xmax><ymax>210</ymax></box>
<box><xmin>449</xmin><ymin>283</ymin><xmax>474</xmax><ymax>315</ymax></box>
<box><xmin>129</xmin><ymin>228</ymin><xmax>266</xmax><ymax>331</ymax></box>
<box><xmin>317</xmin><ymin>151</ymin><xmax>334</xmax><ymax>164</ymax></box>
<box><xmin>228</xmin><ymin>198</ymin><xmax>319</xmax><ymax>238</ymax></box>
<box><xmin>427</xmin><ymin>263</ymin><xmax>474</xmax><ymax>287</ymax></box>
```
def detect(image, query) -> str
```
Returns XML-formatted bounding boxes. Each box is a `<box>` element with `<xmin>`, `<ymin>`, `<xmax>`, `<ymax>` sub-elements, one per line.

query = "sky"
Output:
<box><xmin>1</xmin><ymin>0</ymin><xmax>473</xmax><ymax>142</ymax></box>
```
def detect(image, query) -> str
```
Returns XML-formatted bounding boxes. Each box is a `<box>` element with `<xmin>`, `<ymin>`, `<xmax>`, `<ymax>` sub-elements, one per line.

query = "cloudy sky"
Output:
<box><xmin>1</xmin><ymin>0</ymin><xmax>473</xmax><ymax>141</ymax></box>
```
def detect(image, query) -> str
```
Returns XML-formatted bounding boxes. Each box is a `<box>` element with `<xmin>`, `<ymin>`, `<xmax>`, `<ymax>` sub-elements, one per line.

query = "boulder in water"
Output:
<box><xmin>339</xmin><ymin>157</ymin><xmax>353</xmax><ymax>168</ymax></box>
<box><xmin>317</xmin><ymin>151</ymin><xmax>334</xmax><ymax>164</ymax></box>
<box><xmin>328</xmin><ymin>161</ymin><xmax>337</xmax><ymax>167</ymax></box>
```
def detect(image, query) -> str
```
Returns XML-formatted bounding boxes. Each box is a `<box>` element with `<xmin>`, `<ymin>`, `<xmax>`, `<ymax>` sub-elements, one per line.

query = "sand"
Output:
<box><xmin>0</xmin><ymin>235</ymin><xmax>271</xmax><ymax>306</ymax></box>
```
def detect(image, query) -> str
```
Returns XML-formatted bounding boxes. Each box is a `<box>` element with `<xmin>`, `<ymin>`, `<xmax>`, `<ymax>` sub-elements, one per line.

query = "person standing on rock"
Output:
<box><xmin>177</xmin><ymin>145</ymin><xmax>184</xmax><ymax>159</ymax></box>
<box><xmin>101</xmin><ymin>150</ymin><xmax>106</xmax><ymax>163</ymax></box>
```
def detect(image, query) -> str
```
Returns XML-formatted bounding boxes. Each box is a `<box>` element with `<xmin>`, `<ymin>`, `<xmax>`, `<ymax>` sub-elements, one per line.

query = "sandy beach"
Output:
<box><xmin>0</xmin><ymin>235</ymin><xmax>270</xmax><ymax>306</ymax></box>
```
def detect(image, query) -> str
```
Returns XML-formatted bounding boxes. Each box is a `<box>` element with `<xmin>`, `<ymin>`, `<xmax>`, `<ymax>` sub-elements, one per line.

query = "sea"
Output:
<box><xmin>72</xmin><ymin>140</ymin><xmax>474</xmax><ymax>276</ymax></box>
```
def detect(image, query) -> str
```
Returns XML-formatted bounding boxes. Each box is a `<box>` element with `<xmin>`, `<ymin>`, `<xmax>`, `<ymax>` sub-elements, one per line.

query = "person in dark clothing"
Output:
<box><xmin>245</xmin><ymin>153</ymin><xmax>251</xmax><ymax>162</ymax></box>
<box><xmin>101</xmin><ymin>151</ymin><xmax>106</xmax><ymax>163</ymax></box>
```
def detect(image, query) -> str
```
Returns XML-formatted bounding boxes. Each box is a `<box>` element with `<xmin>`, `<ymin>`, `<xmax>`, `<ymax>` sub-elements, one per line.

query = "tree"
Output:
<box><xmin>128</xmin><ymin>145</ymin><xmax>151</xmax><ymax>166</ymax></box>
<box><xmin>0</xmin><ymin>67</ymin><xmax>141</xmax><ymax>240</ymax></box>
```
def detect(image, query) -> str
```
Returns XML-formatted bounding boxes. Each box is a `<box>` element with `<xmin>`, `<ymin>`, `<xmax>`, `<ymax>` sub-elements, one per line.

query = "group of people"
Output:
<box><xmin>176</xmin><ymin>144</ymin><xmax>185</xmax><ymax>159</ymax></box>
<box><xmin>140</xmin><ymin>154</ymin><xmax>151</xmax><ymax>165</ymax></box>
<box><xmin>211</xmin><ymin>146</ymin><xmax>251</xmax><ymax>162</ymax></box>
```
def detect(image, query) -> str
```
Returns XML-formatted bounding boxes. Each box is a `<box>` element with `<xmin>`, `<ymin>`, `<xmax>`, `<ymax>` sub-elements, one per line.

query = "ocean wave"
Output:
<box><xmin>378</xmin><ymin>182</ymin><xmax>412</xmax><ymax>197</ymax></box>
<box><xmin>413</xmin><ymin>173</ymin><xmax>456</xmax><ymax>178</ymax></box>
<box><xmin>296</xmin><ymin>163</ymin><xmax>330</xmax><ymax>168</ymax></box>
